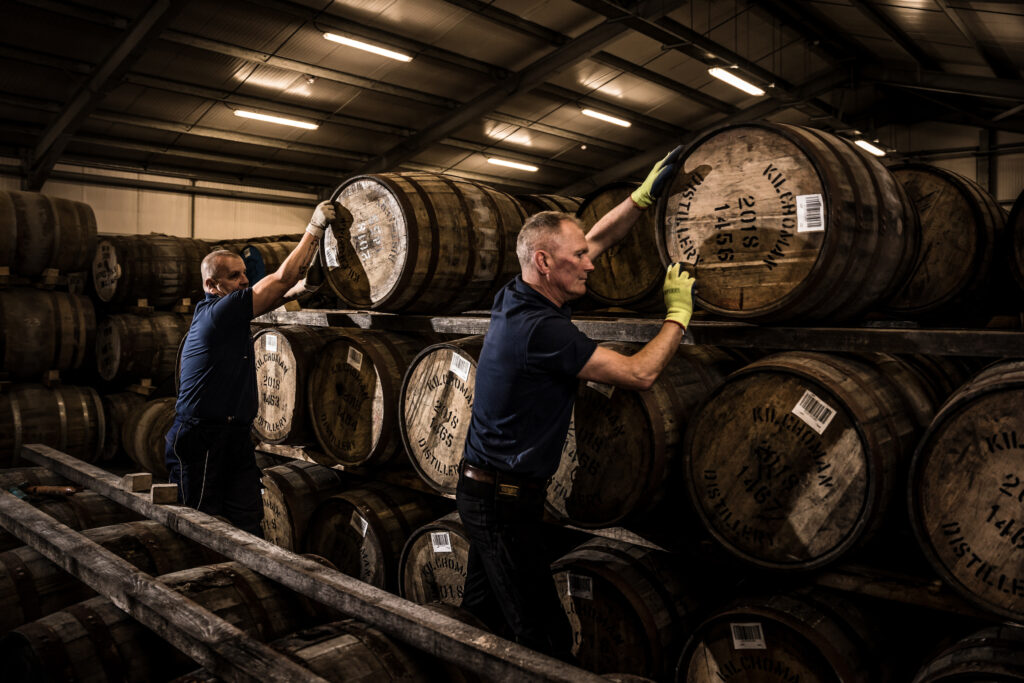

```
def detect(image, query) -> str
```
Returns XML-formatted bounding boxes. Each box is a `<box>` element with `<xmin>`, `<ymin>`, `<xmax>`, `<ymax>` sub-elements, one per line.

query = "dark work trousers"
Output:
<box><xmin>455</xmin><ymin>473</ymin><xmax>573</xmax><ymax>661</ymax></box>
<box><xmin>164</xmin><ymin>416</ymin><xmax>264</xmax><ymax>537</ymax></box>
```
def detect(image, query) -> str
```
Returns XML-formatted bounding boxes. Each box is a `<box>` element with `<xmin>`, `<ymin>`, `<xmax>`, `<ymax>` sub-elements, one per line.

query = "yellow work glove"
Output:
<box><xmin>630</xmin><ymin>145</ymin><xmax>684</xmax><ymax>210</ymax></box>
<box><xmin>663</xmin><ymin>262</ymin><xmax>695</xmax><ymax>330</ymax></box>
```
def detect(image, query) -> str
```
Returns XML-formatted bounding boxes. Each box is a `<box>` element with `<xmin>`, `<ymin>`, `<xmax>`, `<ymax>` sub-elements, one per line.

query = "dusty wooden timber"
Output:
<box><xmin>16</xmin><ymin>443</ymin><xmax>606</xmax><ymax>683</ymax></box>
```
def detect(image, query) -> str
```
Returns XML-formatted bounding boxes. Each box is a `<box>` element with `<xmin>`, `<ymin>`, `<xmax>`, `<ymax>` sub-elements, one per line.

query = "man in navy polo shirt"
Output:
<box><xmin>166</xmin><ymin>200</ymin><xmax>345</xmax><ymax>536</ymax></box>
<box><xmin>456</xmin><ymin>147</ymin><xmax>697</xmax><ymax>660</ymax></box>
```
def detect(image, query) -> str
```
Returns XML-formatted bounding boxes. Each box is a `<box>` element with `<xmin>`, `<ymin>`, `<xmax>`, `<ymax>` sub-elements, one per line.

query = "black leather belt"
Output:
<box><xmin>461</xmin><ymin>462</ymin><xmax>543</xmax><ymax>491</ymax></box>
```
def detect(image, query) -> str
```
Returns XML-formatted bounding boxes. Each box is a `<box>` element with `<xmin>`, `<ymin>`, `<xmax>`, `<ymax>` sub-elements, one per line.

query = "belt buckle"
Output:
<box><xmin>497</xmin><ymin>483</ymin><xmax>519</xmax><ymax>497</ymax></box>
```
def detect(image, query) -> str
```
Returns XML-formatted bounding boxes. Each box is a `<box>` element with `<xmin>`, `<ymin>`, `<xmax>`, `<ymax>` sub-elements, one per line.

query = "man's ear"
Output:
<box><xmin>204</xmin><ymin>277</ymin><xmax>217</xmax><ymax>294</ymax></box>
<box><xmin>533</xmin><ymin>250</ymin><xmax>549</xmax><ymax>275</ymax></box>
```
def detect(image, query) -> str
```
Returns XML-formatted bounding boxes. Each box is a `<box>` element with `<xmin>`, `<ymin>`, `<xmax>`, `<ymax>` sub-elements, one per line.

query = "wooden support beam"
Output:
<box><xmin>17</xmin><ymin>445</ymin><xmax>606</xmax><ymax>683</ymax></box>
<box><xmin>0</xmin><ymin>489</ymin><xmax>327</xmax><ymax>683</ymax></box>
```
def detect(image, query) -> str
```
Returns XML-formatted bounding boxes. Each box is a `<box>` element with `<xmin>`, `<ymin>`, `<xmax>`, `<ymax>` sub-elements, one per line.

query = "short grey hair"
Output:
<box><xmin>201</xmin><ymin>249</ymin><xmax>242</xmax><ymax>283</ymax></box>
<box><xmin>516</xmin><ymin>211</ymin><xmax>582</xmax><ymax>270</ymax></box>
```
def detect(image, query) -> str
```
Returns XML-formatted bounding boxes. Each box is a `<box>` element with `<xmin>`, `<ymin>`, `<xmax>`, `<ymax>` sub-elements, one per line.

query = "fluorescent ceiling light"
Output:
<box><xmin>234</xmin><ymin>110</ymin><xmax>318</xmax><ymax>130</ymax></box>
<box><xmin>323</xmin><ymin>32</ymin><xmax>412</xmax><ymax>62</ymax></box>
<box><xmin>708</xmin><ymin>67</ymin><xmax>765</xmax><ymax>96</ymax></box>
<box><xmin>581</xmin><ymin>108</ymin><xmax>631</xmax><ymax>127</ymax></box>
<box><xmin>855</xmin><ymin>139</ymin><xmax>886</xmax><ymax>157</ymax></box>
<box><xmin>487</xmin><ymin>157</ymin><xmax>538</xmax><ymax>172</ymax></box>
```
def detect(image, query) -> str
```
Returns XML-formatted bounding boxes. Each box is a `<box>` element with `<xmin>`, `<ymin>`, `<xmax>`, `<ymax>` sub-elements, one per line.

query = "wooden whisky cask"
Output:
<box><xmin>515</xmin><ymin>193</ymin><xmax>582</xmax><ymax>216</ymax></box>
<box><xmin>252</xmin><ymin>325</ymin><xmax>352</xmax><ymax>445</ymax></box>
<box><xmin>656</xmin><ymin>122</ymin><xmax>912</xmax><ymax>322</ymax></box>
<box><xmin>400</xmin><ymin>336</ymin><xmax>484</xmax><ymax>496</ymax></box>
<box><xmin>578</xmin><ymin>182</ymin><xmax>663</xmax><ymax>311</ymax></box>
<box><xmin>95</xmin><ymin>312</ymin><xmax>191</xmax><ymax>384</ymax></box>
<box><xmin>99</xmin><ymin>391</ymin><xmax>145</xmax><ymax>461</ymax></box>
<box><xmin>885</xmin><ymin>164</ymin><xmax>1006</xmax><ymax>316</ymax></box>
<box><xmin>259</xmin><ymin>460</ymin><xmax>347</xmax><ymax>551</ymax></box>
<box><xmin>323</xmin><ymin>172</ymin><xmax>527</xmax><ymax>312</ymax></box>
<box><xmin>547</xmin><ymin>345</ymin><xmax>736</xmax><ymax>528</ymax></box>
<box><xmin>683</xmin><ymin>351</ymin><xmax>926</xmax><ymax>570</ymax></box>
<box><xmin>913</xmin><ymin>625</ymin><xmax>1024</xmax><ymax>682</ymax></box>
<box><xmin>91</xmin><ymin>234</ymin><xmax>212</xmax><ymax>307</ymax></box>
<box><xmin>307</xmin><ymin>330</ymin><xmax>428</xmax><ymax>468</ymax></box>
<box><xmin>553</xmin><ymin>538</ymin><xmax>706</xmax><ymax>680</ymax></box>
<box><xmin>0</xmin><ymin>191</ymin><xmax>97</xmax><ymax>277</ymax></box>
<box><xmin>399</xmin><ymin>512</ymin><xmax>470</xmax><ymax>606</ymax></box>
<box><xmin>304</xmin><ymin>482</ymin><xmax>441</xmax><ymax>591</ymax></box>
<box><xmin>1005</xmin><ymin>188</ymin><xmax>1024</xmax><ymax>293</ymax></box>
<box><xmin>0</xmin><ymin>384</ymin><xmax>105</xmax><ymax>466</ymax></box>
<box><xmin>676</xmin><ymin>589</ymin><xmax>881</xmax><ymax>683</ymax></box>
<box><xmin>909</xmin><ymin>360</ymin><xmax>1024</xmax><ymax>621</ymax></box>
<box><xmin>0</xmin><ymin>519</ymin><xmax>221</xmax><ymax>634</ymax></box>
<box><xmin>0</xmin><ymin>289</ymin><xmax>95</xmax><ymax>379</ymax></box>
<box><xmin>122</xmin><ymin>397</ymin><xmax>176</xmax><ymax>478</ymax></box>
<box><xmin>0</xmin><ymin>490</ymin><xmax>141</xmax><ymax>552</ymax></box>
<box><xmin>0</xmin><ymin>561</ymin><xmax>319</xmax><ymax>682</ymax></box>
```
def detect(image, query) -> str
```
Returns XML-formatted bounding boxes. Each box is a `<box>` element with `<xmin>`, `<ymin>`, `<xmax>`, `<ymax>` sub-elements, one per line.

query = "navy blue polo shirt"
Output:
<box><xmin>463</xmin><ymin>275</ymin><xmax>597</xmax><ymax>479</ymax></box>
<box><xmin>176</xmin><ymin>288</ymin><xmax>257</xmax><ymax>422</ymax></box>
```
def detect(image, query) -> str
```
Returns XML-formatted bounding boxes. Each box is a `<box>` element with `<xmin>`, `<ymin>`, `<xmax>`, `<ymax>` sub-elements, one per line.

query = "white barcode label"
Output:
<box><xmin>347</xmin><ymin>346</ymin><xmax>363</xmax><ymax>371</ymax></box>
<box><xmin>792</xmin><ymin>389</ymin><xmax>836</xmax><ymax>434</ymax></box>
<box><xmin>350</xmin><ymin>512</ymin><xmax>368</xmax><ymax>537</ymax></box>
<box><xmin>796</xmin><ymin>194</ymin><xmax>824</xmax><ymax>233</ymax></box>
<box><xmin>567</xmin><ymin>573</ymin><xmax>593</xmax><ymax>600</ymax></box>
<box><xmin>264</xmin><ymin>334</ymin><xmax>277</xmax><ymax>352</ymax></box>
<box><xmin>430</xmin><ymin>531</ymin><xmax>452</xmax><ymax>553</ymax></box>
<box><xmin>324</xmin><ymin>228</ymin><xmax>340</xmax><ymax>267</ymax></box>
<box><xmin>586</xmin><ymin>381</ymin><xmax>614</xmax><ymax>398</ymax></box>
<box><xmin>449</xmin><ymin>353</ymin><xmax>471</xmax><ymax>381</ymax></box>
<box><xmin>730</xmin><ymin>622</ymin><xmax>767</xmax><ymax>650</ymax></box>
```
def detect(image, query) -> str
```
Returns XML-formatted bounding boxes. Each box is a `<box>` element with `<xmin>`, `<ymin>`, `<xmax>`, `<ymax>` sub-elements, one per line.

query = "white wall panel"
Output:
<box><xmin>194</xmin><ymin>196</ymin><xmax>308</xmax><ymax>241</ymax></box>
<box><xmin>998</xmin><ymin>153</ymin><xmax>1024</xmax><ymax>206</ymax></box>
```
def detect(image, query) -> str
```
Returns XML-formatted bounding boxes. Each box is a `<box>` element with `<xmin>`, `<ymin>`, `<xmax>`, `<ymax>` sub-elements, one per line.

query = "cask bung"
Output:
<box><xmin>909</xmin><ymin>360</ymin><xmax>1024</xmax><ymax>621</ymax></box>
<box><xmin>400</xmin><ymin>336</ymin><xmax>483</xmax><ymax>495</ymax></box>
<box><xmin>323</xmin><ymin>172</ymin><xmax>526</xmax><ymax>312</ymax></box>
<box><xmin>656</xmin><ymin>123</ymin><xmax>912</xmax><ymax>322</ymax></box>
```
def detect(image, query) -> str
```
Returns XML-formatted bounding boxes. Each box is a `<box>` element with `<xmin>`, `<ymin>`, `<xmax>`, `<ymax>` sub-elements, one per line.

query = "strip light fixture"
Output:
<box><xmin>708</xmin><ymin>67</ymin><xmax>765</xmax><ymax>96</ymax></box>
<box><xmin>323</xmin><ymin>32</ymin><xmax>412</xmax><ymax>62</ymax></box>
<box><xmin>854</xmin><ymin>139</ymin><xmax>886</xmax><ymax>157</ymax></box>
<box><xmin>487</xmin><ymin>157</ymin><xmax>538</xmax><ymax>172</ymax></box>
<box><xmin>581</xmin><ymin>108</ymin><xmax>631</xmax><ymax>127</ymax></box>
<box><xmin>233</xmin><ymin>110</ymin><xmax>319</xmax><ymax>130</ymax></box>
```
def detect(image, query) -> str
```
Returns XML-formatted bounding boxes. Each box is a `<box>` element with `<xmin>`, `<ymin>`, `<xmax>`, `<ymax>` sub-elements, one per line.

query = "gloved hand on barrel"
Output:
<box><xmin>663</xmin><ymin>262</ymin><xmax>695</xmax><ymax>330</ymax></box>
<box><xmin>631</xmin><ymin>144</ymin><xmax>684</xmax><ymax>210</ymax></box>
<box><xmin>306</xmin><ymin>200</ymin><xmax>353</xmax><ymax>239</ymax></box>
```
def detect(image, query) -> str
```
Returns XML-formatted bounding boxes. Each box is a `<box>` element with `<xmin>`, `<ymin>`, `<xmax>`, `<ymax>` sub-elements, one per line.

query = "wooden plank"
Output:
<box><xmin>256</xmin><ymin>309</ymin><xmax>1024</xmax><ymax>356</ymax></box>
<box><xmin>0</xmin><ymin>488</ymin><xmax>326</xmax><ymax>683</ymax></box>
<box><xmin>19</xmin><ymin>444</ymin><xmax>606</xmax><ymax>683</ymax></box>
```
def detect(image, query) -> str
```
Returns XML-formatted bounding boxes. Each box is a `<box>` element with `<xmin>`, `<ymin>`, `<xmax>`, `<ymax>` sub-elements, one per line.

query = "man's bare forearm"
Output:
<box><xmin>585</xmin><ymin>197</ymin><xmax>644</xmax><ymax>260</ymax></box>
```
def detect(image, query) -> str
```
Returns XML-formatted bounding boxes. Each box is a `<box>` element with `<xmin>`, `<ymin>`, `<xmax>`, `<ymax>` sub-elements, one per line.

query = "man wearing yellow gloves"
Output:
<box><xmin>456</xmin><ymin>146</ymin><xmax>694</xmax><ymax>661</ymax></box>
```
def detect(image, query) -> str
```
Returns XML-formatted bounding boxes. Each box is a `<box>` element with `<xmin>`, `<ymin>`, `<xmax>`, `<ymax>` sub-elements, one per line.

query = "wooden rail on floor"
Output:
<box><xmin>0</xmin><ymin>489</ymin><xmax>327</xmax><ymax>683</ymax></box>
<box><xmin>17</xmin><ymin>444</ymin><xmax>605</xmax><ymax>683</ymax></box>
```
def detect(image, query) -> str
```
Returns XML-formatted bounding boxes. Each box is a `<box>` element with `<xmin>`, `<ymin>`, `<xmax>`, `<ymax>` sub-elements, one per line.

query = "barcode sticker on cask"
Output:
<box><xmin>347</xmin><ymin>346</ymin><xmax>363</xmax><ymax>371</ymax></box>
<box><xmin>264</xmin><ymin>334</ymin><xmax>277</xmax><ymax>352</ymax></box>
<box><xmin>567</xmin><ymin>573</ymin><xmax>593</xmax><ymax>600</ymax></box>
<box><xmin>586</xmin><ymin>381</ymin><xmax>614</xmax><ymax>398</ymax></box>
<box><xmin>796</xmin><ymin>194</ymin><xmax>825</xmax><ymax>233</ymax></box>
<box><xmin>324</xmin><ymin>229</ymin><xmax>339</xmax><ymax>267</ymax></box>
<box><xmin>350</xmin><ymin>512</ymin><xmax>368</xmax><ymax>537</ymax></box>
<box><xmin>450</xmin><ymin>354</ymin><xmax>471</xmax><ymax>381</ymax></box>
<box><xmin>730</xmin><ymin>622</ymin><xmax>767</xmax><ymax>650</ymax></box>
<box><xmin>431</xmin><ymin>531</ymin><xmax>452</xmax><ymax>553</ymax></box>
<box><xmin>792</xmin><ymin>390</ymin><xmax>836</xmax><ymax>434</ymax></box>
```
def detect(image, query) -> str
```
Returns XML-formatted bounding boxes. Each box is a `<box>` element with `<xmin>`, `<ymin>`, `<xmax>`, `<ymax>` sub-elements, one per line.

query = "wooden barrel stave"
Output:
<box><xmin>0</xmin><ymin>384</ymin><xmax>105</xmax><ymax>467</ymax></box>
<box><xmin>399</xmin><ymin>512</ymin><xmax>470</xmax><ymax>606</ymax></box>
<box><xmin>0</xmin><ymin>519</ymin><xmax>222</xmax><ymax>634</ymax></box>
<box><xmin>259</xmin><ymin>460</ymin><xmax>347</xmax><ymax>550</ymax></box>
<box><xmin>99</xmin><ymin>392</ymin><xmax>145</xmax><ymax>461</ymax></box>
<box><xmin>1008</xmin><ymin>189</ymin><xmax>1024</xmax><ymax>293</ymax></box>
<box><xmin>400</xmin><ymin>336</ymin><xmax>484</xmax><ymax>496</ymax></box>
<box><xmin>92</xmin><ymin>234</ymin><xmax>212</xmax><ymax>307</ymax></box>
<box><xmin>547</xmin><ymin>345</ymin><xmax>736</xmax><ymax>528</ymax></box>
<box><xmin>0</xmin><ymin>490</ymin><xmax>142</xmax><ymax>552</ymax></box>
<box><xmin>122</xmin><ymin>397</ymin><xmax>176</xmax><ymax>478</ymax></box>
<box><xmin>304</xmin><ymin>482</ymin><xmax>442</xmax><ymax>591</ymax></box>
<box><xmin>1</xmin><ymin>191</ymin><xmax>97</xmax><ymax>277</ymax></box>
<box><xmin>909</xmin><ymin>360</ymin><xmax>1024</xmax><ymax>621</ymax></box>
<box><xmin>0</xmin><ymin>290</ymin><xmax>95</xmax><ymax>379</ymax></box>
<box><xmin>684</xmin><ymin>351</ymin><xmax>927</xmax><ymax>569</ymax></box>
<box><xmin>577</xmin><ymin>183</ymin><xmax>663</xmax><ymax>311</ymax></box>
<box><xmin>325</xmin><ymin>172</ymin><xmax>525</xmax><ymax>312</ymax></box>
<box><xmin>912</xmin><ymin>625</ymin><xmax>1024</xmax><ymax>682</ymax></box>
<box><xmin>307</xmin><ymin>330</ymin><xmax>429</xmax><ymax>468</ymax></box>
<box><xmin>96</xmin><ymin>312</ymin><xmax>191</xmax><ymax>384</ymax></box>
<box><xmin>515</xmin><ymin>193</ymin><xmax>582</xmax><ymax>216</ymax></box>
<box><xmin>253</xmin><ymin>325</ymin><xmax>352</xmax><ymax>445</ymax></box>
